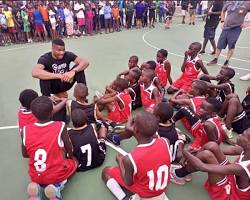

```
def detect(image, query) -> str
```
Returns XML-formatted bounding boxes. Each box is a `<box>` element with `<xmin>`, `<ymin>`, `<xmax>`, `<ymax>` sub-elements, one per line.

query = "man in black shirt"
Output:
<box><xmin>32</xmin><ymin>38</ymin><xmax>89</xmax><ymax>97</ymax></box>
<box><xmin>200</xmin><ymin>1</ymin><xmax>223</xmax><ymax>55</ymax></box>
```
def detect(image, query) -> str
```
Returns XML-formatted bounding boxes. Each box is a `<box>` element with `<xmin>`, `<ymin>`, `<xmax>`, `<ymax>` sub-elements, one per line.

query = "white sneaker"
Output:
<box><xmin>240</xmin><ymin>73</ymin><xmax>250</xmax><ymax>81</ymax></box>
<box><xmin>222</xmin><ymin>124</ymin><xmax>233</xmax><ymax>139</ymax></box>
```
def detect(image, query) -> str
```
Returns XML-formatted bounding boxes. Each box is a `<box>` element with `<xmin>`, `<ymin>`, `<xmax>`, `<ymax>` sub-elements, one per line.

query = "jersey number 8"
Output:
<box><xmin>34</xmin><ymin>149</ymin><xmax>47</xmax><ymax>172</ymax></box>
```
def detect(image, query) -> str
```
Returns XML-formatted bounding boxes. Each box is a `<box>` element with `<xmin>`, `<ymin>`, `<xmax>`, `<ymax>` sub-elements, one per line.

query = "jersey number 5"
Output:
<box><xmin>34</xmin><ymin>149</ymin><xmax>47</xmax><ymax>172</ymax></box>
<box><xmin>80</xmin><ymin>144</ymin><xmax>92</xmax><ymax>167</ymax></box>
<box><xmin>147</xmin><ymin>165</ymin><xmax>169</xmax><ymax>191</ymax></box>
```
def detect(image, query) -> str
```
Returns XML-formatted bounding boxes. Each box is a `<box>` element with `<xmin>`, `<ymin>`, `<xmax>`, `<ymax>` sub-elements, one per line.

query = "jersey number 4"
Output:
<box><xmin>80</xmin><ymin>144</ymin><xmax>92</xmax><ymax>167</ymax></box>
<box><xmin>147</xmin><ymin>165</ymin><xmax>169</xmax><ymax>191</ymax></box>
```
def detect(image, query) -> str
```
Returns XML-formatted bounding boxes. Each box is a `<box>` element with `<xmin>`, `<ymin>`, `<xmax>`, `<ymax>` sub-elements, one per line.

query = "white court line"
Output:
<box><xmin>0</xmin><ymin>43</ymin><xmax>47</xmax><ymax>53</ymax></box>
<box><xmin>0</xmin><ymin>124</ymin><xmax>128</xmax><ymax>155</ymax></box>
<box><xmin>237</xmin><ymin>46</ymin><xmax>250</xmax><ymax>50</ymax></box>
<box><xmin>0</xmin><ymin>125</ymin><xmax>18</xmax><ymax>130</ymax></box>
<box><xmin>142</xmin><ymin>28</ymin><xmax>250</xmax><ymax>72</ymax></box>
<box><xmin>105</xmin><ymin>141</ymin><xmax>128</xmax><ymax>156</ymax></box>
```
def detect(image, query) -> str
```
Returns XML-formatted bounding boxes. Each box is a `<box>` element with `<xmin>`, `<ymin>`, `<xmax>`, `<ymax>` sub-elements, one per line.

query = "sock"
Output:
<box><xmin>106</xmin><ymin>178</ymin><xmax>126</xmax><ymax>200</ymax></box>
<box><xmin>175</xmin><ymin>167</ymin><xmax>190</xmax><ymax>178</ymax></box>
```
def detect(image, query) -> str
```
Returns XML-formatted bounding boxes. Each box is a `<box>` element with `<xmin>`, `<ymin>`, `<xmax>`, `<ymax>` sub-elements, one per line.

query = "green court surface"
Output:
<box><xmin>0</xmin><ymin>18</ymin><xmax>249</xmax><ymax>200</ymax></box>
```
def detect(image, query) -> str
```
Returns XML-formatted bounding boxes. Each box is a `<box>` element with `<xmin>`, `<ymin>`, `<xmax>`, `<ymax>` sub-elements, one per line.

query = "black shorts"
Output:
<box><xmin>204</xmin><ymin>26</ymin><xmax>216</xmax><ymax>39</ymax></box>
<box><xmin>232</xmin><ymin>111</ymin><xmax>250</xmax><ymax>134</ymax></box>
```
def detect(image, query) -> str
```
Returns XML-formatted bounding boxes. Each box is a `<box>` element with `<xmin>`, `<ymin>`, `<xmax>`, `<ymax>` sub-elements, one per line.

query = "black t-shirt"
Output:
<box><xmin>205</xmin><ymin>1</ymin><xmax>224</xmax><ymax>28</ymax></box>
<box><xmin>37</xmin><ymin>51</ymin><xmax>77</xmax><ymax>74</ymax></box>
<box><xmin>242</xmin><ymin>94</ymin><xmax>250</xmax><ymax>118</ymax></box>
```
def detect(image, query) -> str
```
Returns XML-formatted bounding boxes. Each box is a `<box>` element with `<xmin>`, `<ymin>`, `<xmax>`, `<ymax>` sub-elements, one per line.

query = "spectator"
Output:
<box><xmin>74</xmin><ymin>0</ymin><xmax>85</xmax><ymax>36</ymax></box>
<box><xmin>103</xmin><ymin>0</ymin><xmax>112</xmax><ymax>33</ymax></box>
<box><xmin>33</xmin><ymin>5</ymin><xmax>46</xmax><ymax>42</ymax></box>
<box><xmin>135</xmin><ymin>0</ymin><xmax>145</xmax><ymax>29</ymax></box>
<box><xmin>181</xmin><ymin>0</ymin><xmax>189</xmax><ymax>24</ymax></box>
<box><xmin>20</xmin><ymin>6</ymin><xmax>32</xmax><ymax>43</ymax></box>
<box><xmin>112</xmin><ymin>2</ymin><xmax>120</xmax><ymax>31</ymax></box>
<box><xmin>64</xmin><ymin>3</ymin><xmax>74</xmax><ymax>38</ymax></box>
<box><xmin>57</xmin><ymin>2</ymin><xmax>65</xmax><ymax>38</ymax></box>
<box><xmin>200</xmin><ymin>1</ymin><xmax>223</xmax><ymax>55</ymax></box>
<box><xmin>86</xmin><ymin>4</ymin><xmax>94</xmax><ymax>35</ymax></box>
<box><xmin>48</xmin><ymin>4</ymin><xmax>57</xmax><ymax>40</ymax></box>
<box><xmin>124</xmin><ymin>0</ymin><xmax>134</xmax><ymax>29</ymax></box>
<box><xmin>0</xmin><ymin>6</ymin><xmax>9</xmax><ymax>45</ymax></box>
<box><xmin>188</xmin><ymin>0</ymin><xmax>197</xmax><ymax>25</ymax></box>
<box><xmin>39</xmin><ymin>1</ymin><xmax>50</xmax><ymax>38</ymax></box>
<box><xmin>3</xmin><ymin>5</ymin><xmax>17</xmax><ymax>43</ymax></box>
<box><xmin>208</xmin><ymin>1</ymin><xmax>250</xmax><ymax>66</ymax></box>
<box><xmin>148</xmin><ymin>0</ymin><xmax>156</xmax><ymax>28</ymax></box>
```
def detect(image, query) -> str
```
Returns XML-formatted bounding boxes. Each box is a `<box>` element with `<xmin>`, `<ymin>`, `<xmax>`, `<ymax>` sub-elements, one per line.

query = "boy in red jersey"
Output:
<box><xmin>167</xmin><ymin>42</ymin><xmax>208</xmax><ymax>94</ymax></box>
<box><xmin>155</xmin><ymin>49</ymin><xmax>172</xmax><ymax>89</ymax></box>
<box><xmin>102</xmin><ymin>111</ymin><xmax>171</xmax><ymax>200</ymax></box>
<box><xmin>21</xmin><ymin>96</ymin><xmax>77</xmax><ymax>200</ymax></box>
<box><xmin>140</xmin><ymin>69</ymin><xmax>161</xmax><ymax>113</ymax></box>
<box><xmin>18</xmin><ymin>89</ymin><xmax>67</xmax><ymax>134</ymax></box>
<box><xmin>182</xmin><ymin>128</ymin><xmax>250</xmax><ymax>200</ymax></box>
<box><xmin>97</xmin><ymin>77</ymin><xmax>132</xmax><ymax>123</ymax></box>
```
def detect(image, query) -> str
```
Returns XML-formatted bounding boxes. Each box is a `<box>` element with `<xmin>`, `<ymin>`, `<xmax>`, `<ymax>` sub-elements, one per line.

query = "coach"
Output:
<box><xmin>32</xmin><ymin>38</ymin><xmax>89</xmax><ymax>97</ymax></box>
<box><xmin>208</xmin><ymin>1</ymin><xmax>250</xmax><ymax>67</ymax></box>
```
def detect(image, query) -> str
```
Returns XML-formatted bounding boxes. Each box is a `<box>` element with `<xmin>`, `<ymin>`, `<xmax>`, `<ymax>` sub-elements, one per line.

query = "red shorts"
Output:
<box><xmin>107</xmin><ymin>167</ymin><xmax>164</xmax><ymax>198</ymax></box>
<box><xmin>190</xmin><ymin>122</ymin><xmax>208</xmax><ymax>149</ymax></box>
<box><xmin>108</xmin><ymin>110</ymin><xmax>128</xmax><ymax>123</ymax></box>
<box><xmin>8</xmin><ymin>27</ymin><xmax>16</xmax><ymax>33</ymax></box>
<box><xmin>205</xmin><ymin>176</ymin><xmax>240</xmax><ymax>200</ymax></box>
<box><xmin>30</xmin><ymin>159</ymin><xmax>77</xmax><ymax>185</ymax></box>
<box><xmin>77</xmin><ymin>18</ymin><xmax>85</xmax><ymax>26</ymax></box>
<box><xmin>35</xmin><ymin>24</ymin><xmax>44</xmax><ymax>32</ymax></box>
<box><xmin>172</xmin><ymin>76</ymin><xmax>193</xmax><ymax>92</ymax></box>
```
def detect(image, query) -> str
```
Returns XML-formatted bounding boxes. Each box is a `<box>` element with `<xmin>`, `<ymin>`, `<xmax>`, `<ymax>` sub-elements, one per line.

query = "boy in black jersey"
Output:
<box><xmin>201</xmin><ymin>66</ymin><xmax>235</xmax><ymax>102</ymax></box>
<box><xmin>242</xmin><ymin>87</ymin><xmax>250</xmax><ymax>118</ymax></box>
<box><xmin>67</xmin><ymin>83</ymin><xmax>108</xmax><ymax>124</ymax></box>
<box><xmin>154</xmin><ymin>103</ymin><xmax>190</xmax><ymax>162</ymax></box>
<box><xmin>68</xmin><ymin>109</ymin><xmax>107</xmax><ymax>171</ymax></box>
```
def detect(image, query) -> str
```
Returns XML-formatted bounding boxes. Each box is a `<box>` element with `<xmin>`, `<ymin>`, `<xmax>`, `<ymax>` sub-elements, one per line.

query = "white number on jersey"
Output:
<box><xmin>147</xmin><ymin>165</ymin><xmax>169</xmax><ymax>191</ymax></box>
<box><xmin>225</xmin><ymin>184</ymin><xmax>231</xmax><ymax>195</ymax></box>
<box><xmin>80</xmin><ymin>144</ymin><xmax>92</xmax><ymax>167</ymax></box>
<box><xmin>34</xmin><ymin>149</ymin><xmax>47</xmax><ymax>172</ymax></box>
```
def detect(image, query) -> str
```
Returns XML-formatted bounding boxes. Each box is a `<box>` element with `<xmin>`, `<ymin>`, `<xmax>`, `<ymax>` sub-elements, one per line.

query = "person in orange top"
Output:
<box><xmin>39</xmin><ymin>1</ymin><xmax>51</xmax><ymax>38</ymax></box>
<box><xmin>112</xmin><ymin>3</ymin><xmax>120</xmax><ymax>32</ymax></box>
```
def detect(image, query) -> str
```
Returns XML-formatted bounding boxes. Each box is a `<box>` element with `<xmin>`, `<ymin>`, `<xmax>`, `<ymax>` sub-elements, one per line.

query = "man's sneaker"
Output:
<box><xmin>107</xmin><ymin>132</ymin><xmax>121</xmax><ymax>146</ymax></box>
<box><xmin>27</xmin><ymin>182</ymin><xmax>42</xmax><ymax>200</ymax></box>
<box><xmin>207</xmin><ymin>58</ymin><xmax>218</xmax><ymax>66</ymax></box>
<box><xmin>240</xmin><ymin>73</ymin><xmax>250</xmax><ymax>81</ymax></box>
<box><xmin>223</xmin><ymin>60</ymin><xmax>229</xmax><ymax>66</ymax></box>
<box><xmin>170</xmin><ymin>168</ymin><xmax>186</xmax><ymax>185</ymax></box>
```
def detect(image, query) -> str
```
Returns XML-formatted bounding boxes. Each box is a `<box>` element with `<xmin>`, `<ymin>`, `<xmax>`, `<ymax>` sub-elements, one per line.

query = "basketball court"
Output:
<box><xmin>0</xmin><ymin>17</ymin><xmax>249</xmax><ymax>199</ymax></box>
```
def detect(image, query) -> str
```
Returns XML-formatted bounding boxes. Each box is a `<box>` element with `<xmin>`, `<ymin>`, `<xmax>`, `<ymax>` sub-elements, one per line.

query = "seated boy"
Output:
<box><xmin>167</xmin><ymin>42</ymin><xmax>208</xmax><ymax>94</ymax></box>
<box><xmin>67</xmin><ymin>83</ymin><xmax>107</xmax><ymax>124</ymax></box>
<box><xmin>201</xmin><ymin>66</ymin><xmax>235</xmax><ymax>102</ymax></box>
<box><xmin>102</xmin><ymin>111</ymin><xmax>172</xmax><ymax>200</ymax></box>
<box><xmin>139</xmin><ymin>69</ymin><xmax>162</xmax><ymax>112</ymax></box>
<box><xmin>18</xmin><ymin>89</ymin><xmax>67</xmax><ymax>133</ymax></box>
<box><xmin>173</xmin><ymin>97</ymin><xmax>225</xmax><ymax>152</ymax></box>
<box><xmin>68</xmin><ymin>109</ymin><xmax>107</xmax><ymax>171</ymax></box>
<box><xmin>21</xmin><ymin>96</ymin><xmax>77</xmax><ymax>200</ymax></box>
<box><xmin>182</xmin><ymin>128</ymin><xmax>250</xmax><ymax>200</ymax></box>
<box><xmin>242</xmin><ymin>87</ymin><xmax>250</xmax><ymax>118</ymax></box>
<box><xmin>97</xmin><ymin>77</ymin><xmax>132</xmax><ymax>123</ymax></box>
<box><xmin>155</xmin><ymin>49</ymin><xmax>173</xmax><ymax>89</ymax></box>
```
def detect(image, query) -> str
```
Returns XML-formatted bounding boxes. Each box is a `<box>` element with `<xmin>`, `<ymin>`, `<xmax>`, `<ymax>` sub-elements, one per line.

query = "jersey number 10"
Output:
<box><xmin>147</xmin><ymin>165</ymin><xmax>169</xmax><ymax>191</ymax></box>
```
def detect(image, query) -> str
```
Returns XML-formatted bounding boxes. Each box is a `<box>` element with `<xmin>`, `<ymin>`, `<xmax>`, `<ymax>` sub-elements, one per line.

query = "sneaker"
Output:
<box><xmin>222</xmin><ymin>124</ymin><xmax>233</xmax><ymax>139</ymax></box>
<box><xmin>170</xmin><ymin>167</ymin><xmax>186</xmax><ymax>185</ymax></box>
<box><xmin>106</xmin><ymin>132</ymin><xmax>121</xmax><ymax>146</ymax></box>
<box><xmin>182</xmin><ymin>21</ymin><xmax>185</xmax><ymax>24</ymax></box>
<box><xmin>95</xmin><ymin>91</ymin><xmax>104</xmax><ymax>98</ymax></box>
<box><xmin>27</xmin><ymin>182</ymin><xmax>42</xmax><ymax>200</ymax></box>
<box><xmin>192</xmin><ymin>22</ymin><xmax>195</xmax><ymax>25</ymax></box>
<box><xmin>223</xmin><ymin>60</ymin><xmax>229</xmax><ymax>66</ymax></box>
<box><xmin>44</xmin><ymin>184</ymin><xmax>63</xmax><ymax>200</ymax></box>
<box><xmin>240</xmin><ymin>73</ymin><xmax>250</xmax><ymax>81</ymax></box>
<box><xmin>189</xmin><ymin>22</ymin><xmax>191</xmax><ymax>25</ymax></box>
<box><xmin>207</xmin><ymin>58</ymin><xmax>218</xmax><ymax>66</ymax></box>
<box><xmin>184</xmin><ymin>174</ymin><xmax>192</xmax><ymax>182</ymax></box>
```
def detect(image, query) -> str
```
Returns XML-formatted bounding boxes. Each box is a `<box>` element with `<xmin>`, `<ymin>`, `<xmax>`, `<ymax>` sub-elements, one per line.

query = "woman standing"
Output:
<box><xmin>64</xmin><ymin>3</ymin><xmax>74</xmax><ymax>37</ymax></box>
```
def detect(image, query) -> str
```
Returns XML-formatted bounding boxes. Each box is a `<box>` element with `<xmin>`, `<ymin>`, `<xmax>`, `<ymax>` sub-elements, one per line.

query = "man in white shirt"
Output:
<box><xmin>74</xmin><ymin>0</ymin><xmax>86</xmax><ymax>35</ymax></box>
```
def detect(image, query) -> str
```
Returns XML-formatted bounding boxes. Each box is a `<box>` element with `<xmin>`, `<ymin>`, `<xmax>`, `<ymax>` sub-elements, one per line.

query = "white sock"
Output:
<box><xmin>106</xmin><ymin>178</ymin><xmax>126</xmax><ymax>200</ymax></box>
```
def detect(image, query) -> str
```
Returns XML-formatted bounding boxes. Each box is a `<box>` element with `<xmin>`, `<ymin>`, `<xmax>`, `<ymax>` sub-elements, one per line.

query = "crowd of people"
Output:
<box><xmin>0</xmin><ymin>0</ymin><xmax>213</xmax><ymax>46</ymax></box>
<box><xmin>10</xmin><ymin>0</ymin><xmax>250</xmax><ymax>200</ymax></box>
